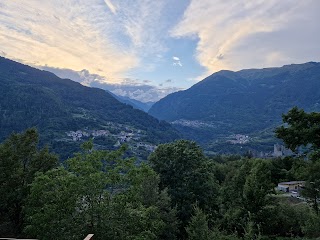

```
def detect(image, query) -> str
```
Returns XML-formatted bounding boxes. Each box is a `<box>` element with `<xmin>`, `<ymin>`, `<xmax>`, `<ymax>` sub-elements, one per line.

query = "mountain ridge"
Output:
<box><xmin>0</xmin><ymin>57</ymin><xmax>180</xmax><ymax>158</ymax></box>
<box><xmin>149</xmin><ymin>62</ymin><xmax>320</xmax><ymax>154</ymax></box>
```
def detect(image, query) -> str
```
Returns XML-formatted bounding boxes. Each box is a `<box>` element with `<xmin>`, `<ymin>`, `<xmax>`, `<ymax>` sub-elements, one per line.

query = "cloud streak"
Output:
<box><xmin>104</xmin><ymin>0</ymin><xmax>117</xmax><ymax>14</ymax></box>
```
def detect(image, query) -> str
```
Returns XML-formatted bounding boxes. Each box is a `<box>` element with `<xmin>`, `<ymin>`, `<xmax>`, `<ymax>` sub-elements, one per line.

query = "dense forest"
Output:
<box><xmin>1</xmin><ymin>107</ymin><xmax>320</xmax><ymax>239</ymax></box>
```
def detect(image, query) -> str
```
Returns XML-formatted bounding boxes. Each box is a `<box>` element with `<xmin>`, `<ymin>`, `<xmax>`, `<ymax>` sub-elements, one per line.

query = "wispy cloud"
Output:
<box><xmin>171</xmin><ymin>0</ymin><xmax>320</xmax><ymax>78</ymax></box>
<box><xmin>1</xmin><ymin>0</ymin><xmax>318</xmax><ymax>88</ymax></box>
<box><xmin>0</xmin><ymin>0</ymin><xmax>175</xmax><ymax>83</ymax></box>
<box><xmin>0</xmin><ymin>1</ymin><xmax>139</xmax><ymax>83</ymax></box>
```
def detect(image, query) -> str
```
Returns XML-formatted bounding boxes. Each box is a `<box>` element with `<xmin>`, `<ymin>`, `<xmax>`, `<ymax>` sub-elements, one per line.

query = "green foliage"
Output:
<box><xmin>302</xmin><ymin>163</ymin><xmax>319</xmax><ymax>214</ymax></box>
<box><xmin>186</xmin><ymin>206</ymin><xmax>213</xmax><ymax>240</ymax></box>
<box><xmin>263</xmin><ymin>203</ymin><xmax>303</xmax><ymax>237</ymax></box>
<box><xmin>276</xmin><ymin>107</ymin><xmax>320</xmax><ymax>215</ymax></box>
<box><xmin>186</xmin><ymin>206</ymin><xmax>239</xmax><ymax>240</ymax></box>
<box><xmin>24</xmin><ymin>142</ymin><xmax>178</xmax><ymax>240</ymax></box>
<box><xmin>219</xmin><ymin>158</ymin><xmax>275</xmax><ymax>236</ymax></box>
<box><xmin>0</xmin><ymin>128</ymin><xmax>58</xmax><ymax>236</ymax></box>
<box><xmin>300</xmin><ymin>208</ymin><xmax>320</xmax><ymax>238</ymax></box>
<box><xmin>24</xmin><ymin>167</ymin><xmax>83</xmax><ymax>239</ymax></box>
<box><xmin>242</xmin><ymin>160</ymin><xmax>274</xmax><ymax>214</ymax></box>
<box><xmin>302</xmin><ymin>162</ymin><xmax>320</xmax><ymax>215</ymax></box>
<box><xmin>269</xmin><ymin>156</ymin><xmax>309</xmax><ymax>184</ymax></box>
<box><xmin>243</xmin><ymin>212</ymin><xmax>262</xmax><ymax>240</ymax></box>
<box><xmin>3</xmin><ymin>104</ymin><xmax>320</xmax><ymax>240</ymax></box>
<box><xmin>149</xmin><ymin>140</ymin><xmax>219</xmax><ymax>237</ymax></box>
<box><xmin>275</xmin><ymin>107</ymin><xmax>320</xmax><ymax>151</ymax></box>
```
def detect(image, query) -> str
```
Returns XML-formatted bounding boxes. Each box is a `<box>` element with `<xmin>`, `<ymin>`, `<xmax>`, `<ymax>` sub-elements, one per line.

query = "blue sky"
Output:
<box><xmin>0</xmin><ymin>0</ymin><xmax>320</xmax><ymax>102</ymax></box>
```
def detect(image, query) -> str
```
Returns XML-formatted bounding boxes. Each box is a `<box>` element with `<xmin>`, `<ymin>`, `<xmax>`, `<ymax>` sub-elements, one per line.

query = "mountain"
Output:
<box><xmin>109</xmin><ymin>93</ymin><xmax>154</xmax><ymax>112</ymax></box>
<box><xmin>149</xmin><ymin>62</ymin><xmax>320</xmax><ymax>154</ymax></box>
<box><xmin>0</xmin><ymin>57</ymin><xmax>179</xmax><ymax>158</ymax></box>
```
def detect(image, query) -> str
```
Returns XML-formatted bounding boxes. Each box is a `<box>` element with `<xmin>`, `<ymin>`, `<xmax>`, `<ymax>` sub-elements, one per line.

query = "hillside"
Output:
<box><xmin>0</xmin><ymin>57</ymin><xmax>180</xmax><ymax>158</ymax></box>
<box><xmin>149</xmin><ymin>62</ymin><xmax>320</xmax><ymax>154</ymax></box>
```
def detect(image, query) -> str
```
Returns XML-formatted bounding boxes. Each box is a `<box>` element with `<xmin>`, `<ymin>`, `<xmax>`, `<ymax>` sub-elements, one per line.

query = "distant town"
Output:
<box><xmin>65</xmin><ymin>122</ymin><xmax>157</xmax><ymax>152</ymax></box>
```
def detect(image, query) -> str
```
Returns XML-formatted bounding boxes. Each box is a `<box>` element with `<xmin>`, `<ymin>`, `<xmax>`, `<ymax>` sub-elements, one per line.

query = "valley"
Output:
<box><xmin>1</xmin><ymin>1</ymin><xmax>320</xmax><ymax>239</ymax></box>
<box><xmin>149</xmin><ymin>62</ymin><xmax>320</xmax><ymax>155</ymax></box>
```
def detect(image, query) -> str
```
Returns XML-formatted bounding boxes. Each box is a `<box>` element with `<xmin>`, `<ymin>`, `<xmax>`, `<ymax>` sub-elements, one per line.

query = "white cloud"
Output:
<box><xmin>102</xmin><ymin>83</ymin><xmax>182</xmax><ymax>102</ymax></box>
<box><xmin>172</xmin><ymin>56</ymin><xmax>183</xmax><ymax>67</ymax></box>
<box><xmin>172</xmin><ymin>0</ymin><xmax>320</xmax><ymax>78</ymax></box>
<box><xmin>39</xmin><ymin>66</ymin><xmax>182</xmax><ymax>102</ymax></box>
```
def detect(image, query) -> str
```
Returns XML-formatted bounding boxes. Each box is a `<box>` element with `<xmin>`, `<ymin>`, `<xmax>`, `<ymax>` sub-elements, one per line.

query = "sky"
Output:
<box><xmin>0</xmin><ymin>0</ymin><xmax>319</xmax><ymax>102</ymax></box>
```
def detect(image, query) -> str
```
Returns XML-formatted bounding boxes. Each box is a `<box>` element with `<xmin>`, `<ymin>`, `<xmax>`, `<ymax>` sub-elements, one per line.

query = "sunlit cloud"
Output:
<box><xmin>171</xmin><ymin>0</ymin><xmax>320</xmax><ymax>79</ymax></box>
<box><xmin>0</xmin><ymin>0</ymin><xmax>175</xmax><ymax>83</ymax></box>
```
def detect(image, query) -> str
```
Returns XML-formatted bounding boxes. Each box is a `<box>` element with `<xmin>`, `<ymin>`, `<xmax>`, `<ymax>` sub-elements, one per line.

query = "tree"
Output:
<box><xmin>302</xmin><ymin>161</ymin><xmax>320</xmax><ymax>215</ymax></box>
<box><xmin>24</xmin><ymin>142</ymin><xmax>178</xmax><ymax>240</ymax></box>
<box><xmin>186</xmin><ymin>206</ymin><xmax>239</xmax><ymax>240</ymax></box>
<box><xmin>219</xmin><ymin>158</ymin><xmax>274</xmax><ymax>236</ymax></box>
<box><xmin>275</xmin><ymin>107</ymin><xmax>320</xmax><ymax>152</ymax></box>
<box><xmin>276</xmin><ymin>107</ymin><xmax>320</xmax><ymax>214</ymax></box>
<box><xmin>0</xmin><ymin>128</ymin><xmax>58</xmax><ymax>236</ymax></box>
<box><xmin>149</xmin><ymin>140</ymin><xmax>219</xmax><ymax>236</ymax></box>
<box><xmin>242</xmin><ymin>160</ymin><xmax>274</xmax><ymax>215</ymax></box>
<box><xmin>186</xmin><ymin>206</ymin><xmax>213</xmax><ymax>240</ymax></box>
<box><xmin>243</xmin><ymin>213</ymin><xmax>262</xmax><ymax>240</ymax></box>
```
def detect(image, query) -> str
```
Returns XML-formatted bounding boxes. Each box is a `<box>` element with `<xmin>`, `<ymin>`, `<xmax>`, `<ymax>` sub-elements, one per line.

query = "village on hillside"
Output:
<box><xmin>65</xmin><ymin>122</ymin><xmax>157</xmax><ymax>153</ymax></box>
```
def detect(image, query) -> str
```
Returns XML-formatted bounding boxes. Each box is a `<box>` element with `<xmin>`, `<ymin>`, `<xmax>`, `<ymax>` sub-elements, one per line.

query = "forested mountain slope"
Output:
<box><xmin>0</xmin><ymin>57</ymin><xmax>179</xmax><ymax>158</ymax></box>
<box><xmin>149</xmin><ymin>62</ymin><xmax>320</xmax><ymax>154</ymax></box>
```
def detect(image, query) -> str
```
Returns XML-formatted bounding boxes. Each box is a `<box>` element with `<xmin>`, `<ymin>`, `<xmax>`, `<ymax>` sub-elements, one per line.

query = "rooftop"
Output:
<box><xmin>278</xmin><ymin>181</ymin><xmax>305</xmax><ymax>185</ymax></box>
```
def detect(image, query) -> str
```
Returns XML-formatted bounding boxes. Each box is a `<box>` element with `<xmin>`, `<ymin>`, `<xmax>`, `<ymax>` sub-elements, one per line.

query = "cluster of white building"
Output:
<box><xmin>65</xmin><ymin>128</ymin><xmax>156</xmax><ymax>152</ymax></box>
<box><xmin>228</xmin><ymin>134</ymin><xmax>250</xmax><ymax>144</ymax></box>
<box><xmin>66</xmin><ymin>130</ymin><xmax>91</xmax><ymax>141</ymax></box>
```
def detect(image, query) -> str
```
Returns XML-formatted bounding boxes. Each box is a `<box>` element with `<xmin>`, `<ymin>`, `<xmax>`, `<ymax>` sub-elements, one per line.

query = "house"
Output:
<box><xmin>277</xmin><ymin>181</ymin><xmax>305</xmax><ymax>193</ymax></box>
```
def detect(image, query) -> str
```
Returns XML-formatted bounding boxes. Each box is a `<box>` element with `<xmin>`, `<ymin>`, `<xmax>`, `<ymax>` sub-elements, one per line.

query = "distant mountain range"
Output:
<box><xmin>0</xmin><ymin>57</ymin><xmax>179</xmax><ymax>159</ymax></box>
<box><xmin>109</xmin><ymin>93</ymin><xmax>154</xmax><ymax>112</ymax></box>
<box><xmin>149</xmin><ymin>62</ymin><xmax>320</xmax><ymax>154</ymax></box>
